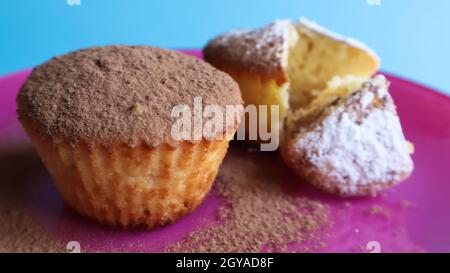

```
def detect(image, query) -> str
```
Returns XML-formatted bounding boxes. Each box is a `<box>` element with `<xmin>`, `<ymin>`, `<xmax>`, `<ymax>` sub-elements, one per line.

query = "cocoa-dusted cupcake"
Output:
<box><xmin>17</xmin><ymin>45</ymin><xmax>242</xmax><ymax>228</ymax></box>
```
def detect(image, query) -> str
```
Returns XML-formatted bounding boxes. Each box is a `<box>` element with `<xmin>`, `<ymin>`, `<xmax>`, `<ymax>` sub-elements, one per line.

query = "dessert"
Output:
<box><xmin>204</xmin><ymin>17</ymin><xmax>413</xmax><ymax>196</ymax></box>
<box><xmin>204</xmin><ymin>18</ymin><xmax>379</xmax><ymax>137</ymax></box>
<box><xmin>17</xmin><ymin>45</ymin><xmax>242</xmax><ymax>228</ymax></box>
<box><xmin>281</xmin><ymin>75</ymin><xmax>414</xmax><ymax>196</ymax></box>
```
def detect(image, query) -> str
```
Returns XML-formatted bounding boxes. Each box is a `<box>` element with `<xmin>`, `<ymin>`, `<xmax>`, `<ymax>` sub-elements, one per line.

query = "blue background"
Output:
<box><xmin>1</xmin><ymin>0</ymin><xmax>450</xmax><ymax>95</ymax></box>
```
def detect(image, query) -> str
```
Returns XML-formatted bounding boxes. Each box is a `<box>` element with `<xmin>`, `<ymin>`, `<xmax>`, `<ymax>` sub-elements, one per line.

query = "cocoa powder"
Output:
<box><xmin>166</xmin><ymin>144</ymin><xmax>330</xmax><ymax>252</ymax></box>
<box><xmin>0</xmin><ymin>147</ymin><xmax>63</xmax><ymax>253</ymax></box>
<box><xmin>17</xmin><ymin>46</ymin><xmax>242</xmax><ymax>148</ymax></box>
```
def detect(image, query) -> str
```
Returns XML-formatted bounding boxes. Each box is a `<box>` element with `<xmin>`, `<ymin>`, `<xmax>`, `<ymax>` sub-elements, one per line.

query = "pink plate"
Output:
<box><xmin>1</xmin><ymin>50</ymin><xmax>450</xmax><ymax>253</ymax></box>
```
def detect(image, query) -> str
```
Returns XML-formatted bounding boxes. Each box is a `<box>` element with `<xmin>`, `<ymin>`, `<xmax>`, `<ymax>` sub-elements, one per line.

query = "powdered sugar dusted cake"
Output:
<box><xmin>204</xmin><ymin>17</ymin><xmax>381</xmax><ymax>141</ymax></box>
<box><xmin>204</xmin><ymin>18</ymin><xmax>412</xmax><ymax>196</ymax></box>
<box><xmin>281</xmin><ymin>75</ymin><xmax>414</xmax><ymax>196</ymax></box>
<box><xmin>204</xmin><ymin>17</ymin><xmax>380</xmax><ymax>87</ymax></box>
<box><xmin>204</xmin><ymin>20</ymin><xmax>294</xmax><ymax>81</ymax></box>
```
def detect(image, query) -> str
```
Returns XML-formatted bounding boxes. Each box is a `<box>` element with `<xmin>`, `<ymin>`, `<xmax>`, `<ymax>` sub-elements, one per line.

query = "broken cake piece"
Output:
<box><xmin>203</xmin><ymin>17</ymin><xmax>380</xmax><ymax>137</ymax></box>
<box><xmin>281</xmin><ymin>75</ymin><xmax>414</xmax><ymax>196</ymax></box>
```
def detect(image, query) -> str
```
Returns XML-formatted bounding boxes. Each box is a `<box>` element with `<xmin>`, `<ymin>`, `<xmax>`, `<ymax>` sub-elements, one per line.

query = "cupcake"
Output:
<box><xmin>203</xmin><ymin>18</ymin><xmax>379</xmax><ymax>139</ymax></box>
<box><xmin>17</xmin><ymin>45</ymin><xmax>242</xmax><ymax>228</ymax></box>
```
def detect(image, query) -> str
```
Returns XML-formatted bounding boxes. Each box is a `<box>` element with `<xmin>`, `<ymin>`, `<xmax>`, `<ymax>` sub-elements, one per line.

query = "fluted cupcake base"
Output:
<box><xmin>27</xmin><ymin>128</ymin><xmax>229</xmax><ymax>228</ymax></box>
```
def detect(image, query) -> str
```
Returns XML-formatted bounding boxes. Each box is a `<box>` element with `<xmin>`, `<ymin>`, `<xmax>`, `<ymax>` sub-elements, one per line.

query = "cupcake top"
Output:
<box><xmin>204</xmin><ymin>20</ymin><xmax>293</xmax><ymax>78</ymax></box>
<box><xmin>17</xmin><ymin>45</ymin><xmax>242</xmax><ymax>147</ymax></box>
<box><xmin>203</xmin><ymin>17</ymin><xmax>379</xmax><ymax>81</ymax></box>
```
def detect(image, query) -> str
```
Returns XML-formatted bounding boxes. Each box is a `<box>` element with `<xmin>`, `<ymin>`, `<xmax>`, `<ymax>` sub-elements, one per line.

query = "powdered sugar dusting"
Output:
<box><xmin>204</xmin><ymin>17</ymin><xmax>379</xmax><ymax>78</ymax></box>
<box><xmin>297</xmin><ymin>17</ymin><xmax>380</xmax><ymax>65</ymax></box>
<box><xmin>204</xmin><ymin>20</ymin><xmax>293</xmax><ymax>75</ymax></box>
<box><xmin>283</xmin><ymin>75</ymin><xmax>413</xmax><ymax>196</ymax></box>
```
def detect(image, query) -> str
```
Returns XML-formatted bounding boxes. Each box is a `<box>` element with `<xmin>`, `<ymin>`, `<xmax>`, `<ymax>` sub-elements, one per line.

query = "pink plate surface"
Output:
<box><xmin>1</xmin><ymin>50</ymin><xmax>450</xmax><ymax>253</ymax></box>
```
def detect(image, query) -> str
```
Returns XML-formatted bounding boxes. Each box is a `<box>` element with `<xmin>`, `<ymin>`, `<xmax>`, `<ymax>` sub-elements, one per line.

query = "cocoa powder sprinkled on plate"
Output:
<box><xmin>166</xmin><ymin>145</ymin><xmax>330</xmax><ymax>253</ymax></box>
<box><xmin>0</xmin><ymin>147</ymin><xmax>63</xmax><ymax>253</ymax></box>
